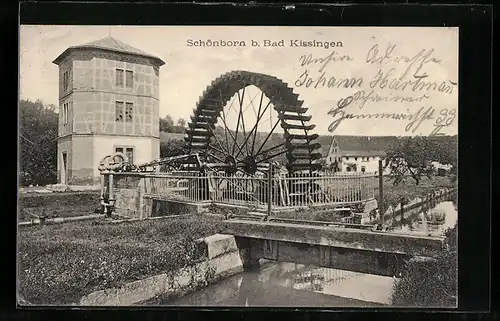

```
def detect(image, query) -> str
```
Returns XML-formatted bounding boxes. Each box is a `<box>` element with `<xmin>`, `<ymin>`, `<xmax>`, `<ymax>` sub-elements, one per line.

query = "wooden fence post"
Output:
<box><xmin>267</xmin><ymin>163</ymin><xmax>273</xmax><ymax>216</ymax></box>
<box><xmin>400</xmin><ymin>199</ymin><xmax>405</xmax><ymax>226</ymax></box>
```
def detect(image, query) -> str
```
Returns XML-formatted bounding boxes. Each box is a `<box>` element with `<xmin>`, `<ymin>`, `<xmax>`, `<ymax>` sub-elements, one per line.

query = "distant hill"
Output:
<box><xmin>159</xmin><ymin>131</ymin><xmax>457</xmax><ymax>159</ymax></box>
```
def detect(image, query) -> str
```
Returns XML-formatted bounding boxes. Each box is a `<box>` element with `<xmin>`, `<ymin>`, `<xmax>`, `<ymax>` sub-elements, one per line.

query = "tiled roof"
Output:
<box><xmin>333</xmin><ymin>135</ymin><xmax>399</xmax><ymax>156</ymax></box>
<box><xmin>340</xmin><ymin>150</ymin><xmax>388</xmax><ymax>157</ymax></box>
<box><xmin>53</xmin><ymin>36</ymin><xmax>165</xmax><ymax>65</ymax></box>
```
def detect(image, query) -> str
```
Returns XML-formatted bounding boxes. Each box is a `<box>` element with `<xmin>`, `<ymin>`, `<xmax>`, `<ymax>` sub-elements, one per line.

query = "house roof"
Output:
<box><xmin>333</xmin><ymin>135</ymin><xmax>399</xmax><ymax>157</ymax></box>
<box><xmin>53</xmin><ymin>36</ymin><xmax>165</xmax><ymax>66</ymax></box>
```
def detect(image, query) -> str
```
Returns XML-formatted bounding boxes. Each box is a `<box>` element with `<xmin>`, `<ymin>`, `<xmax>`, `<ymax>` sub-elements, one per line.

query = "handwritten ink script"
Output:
<box><xmin>327</xmin><ymin>101</ymin><xmax>457</xmax><ymax>136</ymax></box>
<box><xmin>365</xmin><ymin>43</ymin><xmax>441</xmax><ymax>80</ymax></box>
<box><xmin>294</xmin><ymin>42</ymin><xmax>458</xmax><ymax>136</ymax></box>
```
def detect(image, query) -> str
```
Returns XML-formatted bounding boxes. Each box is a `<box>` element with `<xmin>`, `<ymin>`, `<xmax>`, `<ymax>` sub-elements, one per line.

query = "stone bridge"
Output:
<box><xmin>222</xmin><ymin>220</ymin><xmax>444</xmax><ymax>277</ymax></box>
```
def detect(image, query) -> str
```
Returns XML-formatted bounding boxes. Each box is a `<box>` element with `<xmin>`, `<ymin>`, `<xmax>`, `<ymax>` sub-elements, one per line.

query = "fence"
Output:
<box><xmin>141</xmin><ymin>170</ymin><xmax>377</xmax><ymax>210</ymax></box>
<box><xmin>375</xmin><ymin>187</ymin><xmax>457</xmax><ymax>227</ymax></box>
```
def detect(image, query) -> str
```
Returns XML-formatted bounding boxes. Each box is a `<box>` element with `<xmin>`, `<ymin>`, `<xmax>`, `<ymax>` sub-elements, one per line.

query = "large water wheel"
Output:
<box><xmin>183</xmin><ymin>70</ymin><xmax>323</xmax><ymax>175</ymax></box>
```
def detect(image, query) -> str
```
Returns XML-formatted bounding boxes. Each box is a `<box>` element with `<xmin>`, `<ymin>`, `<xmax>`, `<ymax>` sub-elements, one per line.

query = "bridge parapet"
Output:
<box><xmin>223</xmin><ymin>220</ymin><xmax>445</xmax><ymax>277</ymax></box>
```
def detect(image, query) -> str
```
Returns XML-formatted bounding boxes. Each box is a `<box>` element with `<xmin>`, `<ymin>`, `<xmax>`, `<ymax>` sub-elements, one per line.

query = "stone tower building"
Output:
<box><xmin>53</xmin><ymin>36</ymin><xmax>165</xmax><ymax>186</ymax></box>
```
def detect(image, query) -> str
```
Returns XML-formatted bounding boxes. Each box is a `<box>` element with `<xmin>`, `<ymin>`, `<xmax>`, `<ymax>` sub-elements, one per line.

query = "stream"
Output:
<box><xmin>159</xmin><ymin>201</ymin><xmax>458</xmax><ymax>307</ymax></box>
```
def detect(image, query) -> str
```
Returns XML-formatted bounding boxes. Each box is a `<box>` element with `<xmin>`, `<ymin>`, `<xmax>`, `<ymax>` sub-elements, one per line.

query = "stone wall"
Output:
<box><xmin>111</xmin><ymin>174</ymin><xmax>211</xmax><ymax>218</ymax></box>
<box><xmin>112</xmin><ymin>174</ymin><xmax>145</xmax><ymax>218</ymax></box>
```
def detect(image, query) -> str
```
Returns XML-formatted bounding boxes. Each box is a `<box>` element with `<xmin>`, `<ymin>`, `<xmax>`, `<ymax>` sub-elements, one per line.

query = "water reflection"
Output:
<box><xmin>161</xmin><ymin>262</ymin><xmax>392</xmax><ymax>307</ymax></box>
<box><xmin>391</xmin><ymin>201</ymin><xmax>458</xmax><ymax>236</ymax></box>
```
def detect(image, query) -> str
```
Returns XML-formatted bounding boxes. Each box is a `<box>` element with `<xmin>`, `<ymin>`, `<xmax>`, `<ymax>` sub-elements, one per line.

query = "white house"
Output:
<box><xmin>324</xmin><ymin>136</ymin><xmax>399</xmax><ymax>174</ymax></box>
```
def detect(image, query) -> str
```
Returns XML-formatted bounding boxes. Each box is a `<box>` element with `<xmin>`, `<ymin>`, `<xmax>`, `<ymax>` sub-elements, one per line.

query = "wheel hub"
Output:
<box><xmin>242</xmin><ymin>156</ymin><xmax>258</xmax><ymax>175</ymax></box>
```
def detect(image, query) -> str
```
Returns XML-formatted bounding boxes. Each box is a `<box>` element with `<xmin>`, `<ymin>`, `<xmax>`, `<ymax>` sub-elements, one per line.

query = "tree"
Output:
<box><xmin>19</xmin><ymin>99</ymin><xmax>58</xmax><ymax>186</ymax></box>
<box><xmin>384</xmin><ymin>136</ymin><xmax>441</xmax><ymax>186</ymax></box>
<box><xmin>159</xmin><ymin>115</ymin><xmax>187</xmax><ymax>133</ymax></box>
<box><xmin>431</xmin><ymin>135</ymin><xmax>458</xmax><ymax>181</ymax></box>
<box><xmin>159</xmin><ymin>115</ymin><xmax>175</xmax><ymax>132</ymax></box>
<box><xmin>176</xmin><ymin>118</ymin><xmax>186</xmax><ymax>128</ymax></box>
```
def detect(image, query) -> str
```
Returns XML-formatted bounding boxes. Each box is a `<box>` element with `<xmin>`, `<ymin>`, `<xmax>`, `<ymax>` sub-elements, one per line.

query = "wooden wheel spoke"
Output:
<box><xmin>233</xmin><ymin>89</ymin><xmax>245</xmax><ymax>154</ymax></box>
<box><xmin>218</xmin><ymin>109</ymin><xmax>244</xmax><ymax>157</ymax></box>
<box><xmin>225</xmin><ymin>94</ymin><xmax>237</xmax><ymax>115</ymax></box>
<box><xmin>205</xmin><ymin>122</ymin><xmax>227</xmax><ymax>155</ymax></box>
<box><xmin>243</xmin><ymin>91</ymin><xmax>260</xmax><ymax>115</ymax></box>
<box><xmin>251</xmin><ymin>93</ymin><xmax>266</xmax><ymax>154</ymax></box>
<box><xmin>257</xmin><ymin>148</ymin><xmax>289</xmax><ymax>164</ymax></box>
<box><xmin>208</xmin><ymin>145</ymin><xmax>228</xmax><ymax>158</ymax></box>
<box><xmin>255</xmin><ymin>119</ymin><xmax>281</xmax><ymax>156</ymax></box>
<box><xmin>254</xmin><ymin>143</ymin><xmax>286</xmax><ymax>161</ymax></box>
<box><xmin>207</xmin><ymin>151</ymin><xmax>225</xmax><ymax>162</ymax></box>
<box><xmin>235</xmin><ymin>99</ymin><xmax>271</xmax><ymax>159</ymax></box>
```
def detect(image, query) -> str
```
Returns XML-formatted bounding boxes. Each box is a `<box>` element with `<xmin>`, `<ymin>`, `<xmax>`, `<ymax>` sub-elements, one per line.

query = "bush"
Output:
<box><xmin>18</xmin><ymin>217</ymin><xmax>226</xmax><ymax>305</ymax></box>
<box><xmin>391</xmin><ymin>222</ymin><xmax>457</xmax><ymax>307</ymax></box>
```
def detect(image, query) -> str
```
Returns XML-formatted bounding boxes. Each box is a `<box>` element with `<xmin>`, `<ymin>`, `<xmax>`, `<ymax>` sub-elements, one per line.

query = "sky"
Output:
<box><xmin>20</xmin><ymin>25</ymin><xmax>458</xmax><ymax>136</ymax></box>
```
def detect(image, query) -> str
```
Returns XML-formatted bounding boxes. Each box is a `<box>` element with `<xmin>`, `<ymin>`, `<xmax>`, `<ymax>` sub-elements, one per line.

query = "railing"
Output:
<box><xmin>143</xmin><ymin>171</ymin><xmax>210</xmax><ymax>203</ymax></box>
<box><xmin>277</xmin><ymin>171</ymin><xmax>377</xmax><ymax>208</ymax></box>
<box><xmin>140</xmin><ymin>170</ymin><xmax>377</xmax><ymax>210</ymax></box>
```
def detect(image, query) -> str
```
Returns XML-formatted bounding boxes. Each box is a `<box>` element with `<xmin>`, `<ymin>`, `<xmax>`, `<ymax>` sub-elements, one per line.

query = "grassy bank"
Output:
<box><xmin>391</xmin><ymin>221</ymin><xmax>458</xmax><ymax>307</ymax></box>
<box><xmin>18</xmin><ymin>192</ymin><xmax>101</xmax><ymax>221</ymax></box>
<box><xmin>376</xmin><ymin>176</ymin><xmax>457</xmax><ymax>209</ymax></box>
<box><xmin>18</xmin><ymin>216</ymin><xmax>226</xmax><ymax>305</ymax></box>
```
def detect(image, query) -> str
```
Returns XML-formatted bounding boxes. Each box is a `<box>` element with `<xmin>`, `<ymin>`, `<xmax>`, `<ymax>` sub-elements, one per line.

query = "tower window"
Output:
<box><xmin>116</xmin><ymin>101</ymin><xmax>133</xmax><ymax>122</ymax></box>
<box><xmin>63</xmin><ymin>71</ymin><xmax>69</xmax><ymax>91</ymax></box>
<box><xmin>116</xmin><ymin>68</ymin><xmax>124</xmax><ymax>87</ymax></box>
<box><xmin>126</xmin><ymin>70</ymin><xmax>134</xmax><ymax>88</ymax></box>
<box><xmin>125</xmin><ymin>102</ymin><xmax>133</xmax><ymax>122</ymax></box>
<box><xmin>62</xmin><ymin>103</ymin><xmax>69</xmax><ymax>125</ymax></box>
<box><xmin>116</xmin><ymin>68</ymin><xmax>134</xmax><ymax>88</ymax></box>
<box><xmin>115</xmin><ymin>146</ymin><xmax>134</xmax><ymax>164</ymax></box>
<box><xmin>115</xmin><ymin>101</ymin><xmax>124</xmax><ymax>122</ymax></box>
<box><xmin>125</xmin><ymin>148</ymin><xmax>134</xmax><ymax>164</ymax></box>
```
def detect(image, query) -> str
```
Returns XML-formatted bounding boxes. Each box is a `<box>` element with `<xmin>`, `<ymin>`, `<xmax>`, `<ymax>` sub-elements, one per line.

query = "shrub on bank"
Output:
<box><xmin>391</xmin><ymin>222</ymin><xmax>457</xmax><ymax>307</ymax></box>
<box><xmin>18</xmin><ymin>216</ymin><xmax>226</xmax><ymax>305</ymax></box>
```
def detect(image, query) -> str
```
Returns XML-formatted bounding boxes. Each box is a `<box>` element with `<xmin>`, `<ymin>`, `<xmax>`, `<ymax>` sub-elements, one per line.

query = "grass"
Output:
<box><xmin>18</xmin><ymin>216</ymin><xmax>227</xmax><ymax>305</ymax></box>
<box><xmin>18</xmin><ymin>191</ymin><xmax>101</xmax><ymax>221</ymax></box>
